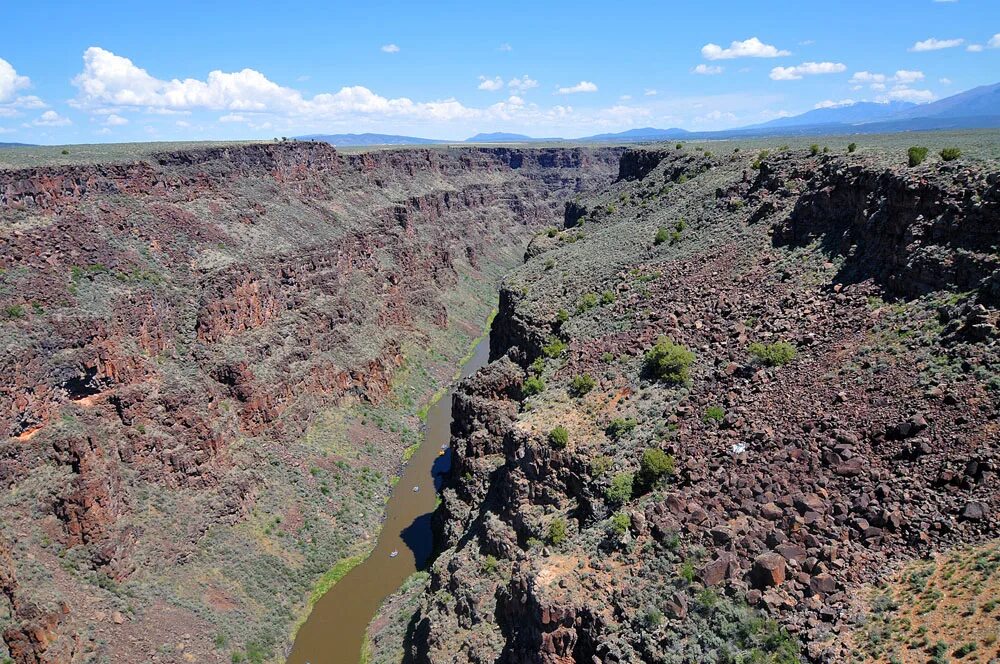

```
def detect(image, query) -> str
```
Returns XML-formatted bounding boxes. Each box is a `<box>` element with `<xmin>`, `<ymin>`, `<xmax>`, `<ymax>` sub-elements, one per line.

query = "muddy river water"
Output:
<box><xmin>287</xmin><ymin>334</ymin><xmax>491</xmax><ymax>664</ymax></box>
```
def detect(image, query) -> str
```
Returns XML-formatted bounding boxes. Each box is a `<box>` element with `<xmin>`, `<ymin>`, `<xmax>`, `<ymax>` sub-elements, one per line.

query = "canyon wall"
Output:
<box><xmin>0</xmin><ymin>142</ymin><xmax>622</xmax><ymax>663</ymax></box>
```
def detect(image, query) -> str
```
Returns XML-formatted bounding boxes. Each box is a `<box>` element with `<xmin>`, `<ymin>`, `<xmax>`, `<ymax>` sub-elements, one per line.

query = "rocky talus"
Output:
<box><xmin>0</xmin><ymin>142</ymin><xmax>622</xmax><ymax>663</ymax></box>
<box><xmin>408</xmin><ymin>145</ymin><xmax>999</xmax><ymax>663</ymax></box>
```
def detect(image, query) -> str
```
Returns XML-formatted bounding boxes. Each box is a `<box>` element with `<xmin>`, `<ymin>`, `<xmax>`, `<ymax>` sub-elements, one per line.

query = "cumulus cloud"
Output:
<box><xmin>692</xmin><ymin>64</ymin><xmax>723</xmax><ymax>75</ymax></box>
<box><xmin>814</xmin><ymin>99</ymin><xmax>856</xmax><ymax>109</ymax></box>
<box><xmin>32</xmin><ymin>110</ymin><xmax>71</xmax><ymax>126</ymax></box>
<box><xmin>893</xmin><ymin>69</ymin><xmax>925</xmax><ymax>84</ymax></box>
<box><xmin>71</xmin><ymin>46</ymin><xmax>481</xmax><ymax>123</ymax></box>
<box><xmin>498</xmin><ymin>43</ymin><xmax>512</xmax><ymax>52</ymax></box>
<box><xmin>939</xmin><ymin>77</ymin><xmax>952</xmax><ymax>84</ymax></box>
<box><xmin>0</xmin><ymin>58</ymin><xmax>30</xmax><ymax>103</ymax></box>
<box><xmin>103</xmin><ymin>113</ymin><xmax>128</xmax><ymax>126</ymax></box>
<box><xmin>989</xmin><ymin>33</ymin><xmax>1000</xmax><ymax>48</ymax></box>
<box><xmin>967</xmin><ymin>44</ymin><xmax>984</xmax><ymax>52</ymax></box>
<box><xmin>701</xmin><ymin>37</ymin><xmax>790</xmax><ymax>60</ymax></box>
<box><xmin>644</xmin><ymin>88</ymin><xmax>657</xmax><ymax>96</ymax></box>
<box><xmin>910</xmin><ymin>37</ymin><xmax>964</xmax><ymax>51</ymax></box>
<box><xmin>769</xmin><ymin>62</ymin><xmax>846</xmax><ymax>80</ymax></box>
<box><xmin>881</xmin><ymin>87</ymin><xmax>935</xmax><ymax>103</ymax></box>
<box><xmin>477</xmin><ymin>76</ymin><xmax>504</xmax><ymax>91</ymax></box>
<box><xmin>556</xmin><ymin>81</ymin><xmax>598</xmax><ymax>94</ymax></box>
<box><xmin>507</xmin><ymin>75</ymin><xmax>538</xmax><ymax>92</ymax></box>
<box><xmin>380</xmin><ymin>44</ymin><xmax>400</xmax><ymax>53</ymax></box>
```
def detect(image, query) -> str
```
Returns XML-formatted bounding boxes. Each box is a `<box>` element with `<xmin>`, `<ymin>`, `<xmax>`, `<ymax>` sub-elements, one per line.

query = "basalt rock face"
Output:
<box><xmin>0</xmin><ymin>142</ymin><xmax>622</xmax><ymax>663</ymax></box>
<box><xmin>411</xmin><ymin>146</ymin><xmax>999</xmax><ymax>663</ymax></box>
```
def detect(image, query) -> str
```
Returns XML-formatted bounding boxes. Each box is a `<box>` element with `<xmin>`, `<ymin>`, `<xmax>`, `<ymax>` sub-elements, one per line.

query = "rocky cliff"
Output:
<box><xmin>407</xmin><ymin>143</ymin><xmax>999</xmax><ymax>663</ymax></box>
<box><xmin>0</xmin><ymin>142</ymin><xmax>623</xmax><ymax>663</ymax></box>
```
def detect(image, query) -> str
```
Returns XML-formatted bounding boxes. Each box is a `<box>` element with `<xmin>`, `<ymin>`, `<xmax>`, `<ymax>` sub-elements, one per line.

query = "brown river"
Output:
<box><xmin>287</xmin><ymin>334</ymin><xmax>491</xmax><ymax>664</ymax></box>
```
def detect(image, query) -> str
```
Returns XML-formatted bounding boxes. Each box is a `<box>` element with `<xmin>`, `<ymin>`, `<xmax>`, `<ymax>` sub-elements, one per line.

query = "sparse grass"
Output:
<box><xmin>703</xmin><ymin>405</ymin><xmax>725</xmax><ymax>423</ymax></box>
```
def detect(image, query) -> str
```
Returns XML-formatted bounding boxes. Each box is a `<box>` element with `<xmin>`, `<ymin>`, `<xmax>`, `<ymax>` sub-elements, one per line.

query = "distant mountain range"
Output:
<box><xmin>0</xmin><ymin>142</ymin><xmax>33</xmax><ymax>148</ymax></box>
<box><xmin>297</xmin><ymin>81</ymin><xmax>1000</xmax><ymax>146</ymax></box>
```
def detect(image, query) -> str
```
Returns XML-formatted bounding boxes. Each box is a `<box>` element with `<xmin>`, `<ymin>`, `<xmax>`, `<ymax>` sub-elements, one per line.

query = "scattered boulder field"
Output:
<box><xmin>372</xmin><ymin>138</ymin><xmax>999</xmax><ymax>663</ymax></box>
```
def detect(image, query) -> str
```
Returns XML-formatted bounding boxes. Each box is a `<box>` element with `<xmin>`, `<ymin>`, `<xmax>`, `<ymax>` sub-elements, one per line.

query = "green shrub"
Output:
<box><xmin>940</xmin><ymin>147</ymin><xmax>962</xmax><ymax>161</ymax></box>
<box><xmin>590</xmin><ymin>455</ymin><xmax>613</xmax><ymax>477</ymax></box>
<box><xmin>600</xmin><ymin>290</ymin><xmax>615</xmax><ymax>305</ymax></box>
<box><xmin>637</xmin><ymin>448</ymin><xmax>675</xmax><ymax>491</ymax></box>
<box><xmin>678</xmin><ymin>559</ymin><xmax>697</xmax><ymax>583</ymax></box>
<box><xmin>481</xmin><ymin>555</ymin><xmax>499</xmax><ymax>576</ymax></box>
<box><xmin>644</xmin><ymin>337</ymin><xmax>695</xmax><ymax>383</ymax></box>
<box><xmin>605</xmin><ymin>472</ymin><xmax>634</xmax><ymax>505</ymax></box>
<box><xmin>848</xmin><ymin>142</ymin><xmax>857</xmax><ymax>153</ymax></box>
<box><xmin>823</xmin><ymin>146</ymin><xmax>830</xmax><ymax>154</ymax></box>
<box><xmin>600</xmin><ymin>351</ymin><xmax>614</xmax><ymax>363</ymax></box>
<box><xmin>609</xmin><ymin>512</ymin><xmax>631</xmax><ymax>536</ymax></box>
<box><xmin>545</xmin><ymin>227</ymin><xmax>558</xmax><ymax>238</ymax></box>
<box><xmin>544</xmin><ymin>258</ymin><xmax>555</xmax><ymax>270</ymax></box>
<box><xmin>555</xmin><ymin>308</ymin><xmax>569</xmax><ymax>323</ymax></box>
<box><xmin>522</xmin><ymin>376</ymin><xmax>546</xmax><ymax>397</ymax></box>
<box><xmin>654</xmin><ymin>227</ymin><xmax>670</xmax><ymax>245</ymax></box>
<box><xmin>548</xmin><ymin>426</ymin><xmax>569</xmax><ymax>449</ymax></box>
<box><xmin>908</xmin><ymin>146</ymin><xmax>928</xmax><ymax>167</ymax></box>
<box><xmin>675</xmin><ymin>143</ymin><xmax>683</xmax><ymax>149</ymax></box>
<box><xmin>547</xmin><ymin>517</ymin><xmax>568</xmax><ymax>545</ymax></box>
<box><xmin>606</xmin><ymin>417</ymin><xmax>637</xmax><ymax>440</ymax></box>
<box><xmin>703</xmin><ymin>405</ymin><xmax>725</xmax><ymax>423</ymax></box>
<box><xmin>577</xmin><ymin>292</ymin><xmax>599</xmax><ymax>313</ymax></box>
<box><xmin>542</xmin><ymin>337</ymin><xmax>567</xmax><ymax>358</ymax></box>
<box><xmin>569</xmin><ymin>373</ymin><xmax>596</xmax><ymax>396</ymax></box>
<box><xmin>751</xmin><ymin>149</ymin><xmax>769</xmax><ymax>169</ymax></box>
<box><xmin>4</xmin><ymin>305</ymin><xmax>25</xmax><ymax>319</ymax></box>
<box><xmin>809</xmin><ymin>144</ymin><xmax>820</xmax><ymax>156</ymax></box>
<box><xmin>748</xmin><ymin>341</ymin><xmax>797</xmax><ymax>367</ymax></box>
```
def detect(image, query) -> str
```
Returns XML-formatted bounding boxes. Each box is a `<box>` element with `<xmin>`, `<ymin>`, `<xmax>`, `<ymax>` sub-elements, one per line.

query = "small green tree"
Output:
<box><xmin>547</xmin><ymin>517</ymin><xmax>568</xmax><ymax>545</ymax></box>
<box><xmin>606</xmin><ymin>417</ymin><xmax>637</xmax><ymax>440</ymax></box>
<box><xmin>542</xmin><ymin>337</ymin><xmax>567</xmax><ymax>358</ymax></box>
<box><xmin>609</xmin><ymin>512</ymin><xmax>631</xmax><ymax>536</ymax></box>
<box><xmin>748</xmin><ymin>341</ymin><xmax>797</xmax><ymax>367</ymax></box>
<box><xmin>522</xmin><ymin>376</ymin><xmax>546</xmax><ymax>397</ymax></box>
<box><xmin>847</xmin><ymin>142</ymin><xmax>857</xmax><ymax>153</ymax></box>
<box><xmin>605</xmin><ymin>472</ymin><xmax>634</xmax><ymax>505</ymax></box>
<box><xmin>600</xmin><ymin>290</ymin><xmax>616</xmax><ymax>305</ymax></box>
<box><xmin>555</xmin><ymin>308</ymin><xmax>569</xmax><ymax>323</ymax></box>
<box><xmin>908</xmin><ymin>146</ymin><xmax>929</xmax><ymax>167</ymax></box>
<box><xmin>548</xmin><ymin>426</ymin><xmax>569</xmax><ymax>449</ymax></box>
<box><xmin>644</xmin><ymin>337</ymin><xmax>695</xmax><ymax>383</ymax></box>
<box><xmin>637</xmin><ymin>448</ymin><xmax>675</xmax><ymax>492</ymax></box>
<box><xmin>940</xmin><ymin>147</ymin><xmax>961</xmax><ymax>161</ymax></box>
<box><xmin>654</xmin><ymin>227</ymin><xmax>670</xmax><ymax>245</ymax></box>
<box><xmin>569</xmin><ymin>373</ymin><xmax>596</xmax><ymax>397</ymax></box>
<box><xmin>809</xmin><ymin>144</ymin><xmax>820</xmax><ymax>156</ymax></box>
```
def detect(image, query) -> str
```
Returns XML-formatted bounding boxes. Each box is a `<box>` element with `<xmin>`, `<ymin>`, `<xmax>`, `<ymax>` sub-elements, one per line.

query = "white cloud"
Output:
<box><xmin>71</xmin><ymin>46</ymin><xmax>481</xmax><ymax>124</ymax></box>
<box><xmin>939</xmin><ymin>77</ymin><xmax>952</xmax><ymax>84</ymax></box>
<box><xmin>477</xmin><ymin>76</ymin><xmax>504</xmax><ymax>91</ymax></box>
<box><xmin>619</xmin><ymin>94</ymin><xmax>632</xmax><ymax>101</ymax></box>
<box><xmin>814</xmin><ymin>99</ymin><xmax>855</xmax><ymax>109</ymax></box>
<box><xmin>380</xmin><ymin>44</ymin><xmax>399</xmax><ymax>53</ymax></box>
<box><xmin>850</xmin><ymin>71</ymin><xmax>886</xmax><ymax>85</ymax></box>
<box><xmin>32</xmin><ymin>110</ymin><xmax>71</xmax><ymax>126</ymax></box>
<box><xmin>770</xmin><ymin>62</ymin><xmax>846</xmax><ymax>80</ymax></box>
<box><xmin>701</xmin><ymin>37</ymin><xmax>790</xmax><ymax>60</ymax></box>
<box><xmin>219</xmin><ymin>113</ymin><xmax>247</xmax><ymax>122</ymax></box>
<box><xmin>644</xmin><ymin>88</ymin><xmax>657</xmax><ymax>96</ymax></box>
<box><xmin>967</xmin><ymin>44</ymin><xmax>984</xmax><ymax>52</ymax></box>
<box><xmin>893</xmin><ymin>69</ymin><xmax>925</xmax><ymax>84</ymax></box>
<box><xmin>692</xmin><ymin>110</ymin><xmax>737</xmax><ymax>124</ymax></box>
<box><xmin>989</xmin><ymin>33</ymin><xmax>1000</xmax><ymax>48</ymax></box>
<box><xmin>799</xmin><ymin>39</ymin><xmax>815</xmax><ymax>46</ymax></box>
<box><xmin>498</xmin><ymin>43</ymin><xmax>512</xmax><ymax>52</ymax></box>
<box><xmin>692</xmin><ymin>64</ymin><xmax>723</xmax><ymax>75</ymax></box>
<box><xmin>881</xmin><ymin>87</ymin><xmax>935</xmax><ymax>103</ymax></box>
<box><xmin>176</xmin><ymin>120</ymin><xmax>191</xmax><ymax>128</ymax></box>
<box><xmin>910</xmin><ymin>37</ymin><xmax>964</xmax><ymax>51</ymax></box>
<box><xmin>0</xmin><ymin>58</ymin><xmax>30</xmax><ymax>103</ymax></box>
<box><xmin>103</xmin><ymin>113</ymin><xmax>128</xmax><ymax>126</ymax></box>
<box><xmin>506</xmin><ymin>95</ymin><xmax>524</xmax><ymax>106</ymax></box>
<box><xmin>507</xmin><ymin>75</ymin><xmax>538</xmax><ymax>92</ymax></box>
<box><xmin>556</xmin><ymin>81</ymin><xmax>598</xmax><ymax>94</ymax></box>
<box><xmin>13</xmin><ymin>95</ymin><xmax>46</xmax><ymax>109</ymax></box>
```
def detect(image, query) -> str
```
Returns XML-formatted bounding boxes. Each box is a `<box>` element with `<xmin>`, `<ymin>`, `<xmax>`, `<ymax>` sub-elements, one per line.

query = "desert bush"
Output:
<box><xmin>600</xmin><ymin>290</ymin><xmax>615</xmax><ymax>305</ymax></box>
<box><xmin>809</xmin><ymin>144</ymin><xmax>820</xmax><ymax>156</ymax></box>
<box><xmin>751</xmin><ymin>149</ymin><xmax>769</xmax><ymax>169</ymax></box>
<box><xmin>703</xmin><ymin>405</ymin><xmax>725</xmax><ymax>423</ymax></box>
<box><xmin>542</xmin><ymin>337</ymin><xmax>567</xmax><ymax>358</ymax></box>
<box><xmin>522</xmin><ymin>376</ymin><xmax>546</xmax><ymax>397</ymax></box>
<box><xmin>644</xmin><ymin>337</ymin><xmax>695</xmax><ymax>383</ymax></box>
<box><xmin>675</xmin><ymin>143</ymin><xmax>683</xmax><ymax>149</ymax></box>
<box><xmin>654</xmin><ymin>227</ymin><xmax>669</xmax><ymax>245</ymax></box>
<box><xmin>940</xmin><ymin>147</ymin><xmax>962</xmax><ymax>161</ymax></box>
<box><xmin>590</xmin><ymin>455</ymin><xmax>613</xmax><ymax>477</ymax></box>
<box><xmin>547</xmin><ymin>517</ymin><xmax>568</xmax><ymax>545</ymax></box>
<box><xmin>609</xmin><ymin>512</ymin><xmax>631</xmax><ymax>536</ymax></box>
<box><xmin>545</xmin><ymin>227</ymin><xmax>558</xmax><ymax>238</ymax></box>
<box><xmin>569</xmin><ymin>373</ymin><xmax>596</xmax><ymax>396</ymax></box>
<box><xmin>605</xmin><ymin>472</ymin><xmax>634</xmax><ymax>505</ymax></box>
<box><xmin>637</xmin><ymin>448</ymin><xmax>675</xmax><ymax>491</ymax></box>
<box><xmin>606</xmin><ymin>417</ymin><xmax>637</xmax><ymax>440</ymax></box>
<box><xmin>577</xmin><ymin>292</ymin><xmax>599</xmax><ymax>313</ymax></box>
<box><xmin>481</xmin><ymin>555</ymin><xmax>499</xmax><ymax>576</ymax></box>
<box><xmin>908</xmin><ymin>146</ymin><xmax>928</xmax><ymax>167</ymax></box>
<box><xmin>848</xmin><ymin>142</ymin><xmax>857</xmax><ymax>153</ymax></box>
<box><xmin>548</xmin><ymin>426</ymin><xmax>569</xmax><ymax>449</ymax></box>
<box><xmin>748</xmin><ymin>341</ymin><xmax>797</xmax><ymax>367</ymax></box>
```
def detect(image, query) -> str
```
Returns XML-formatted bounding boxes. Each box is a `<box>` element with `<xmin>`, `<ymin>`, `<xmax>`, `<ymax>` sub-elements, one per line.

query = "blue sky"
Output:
<box><xmin>1</xmin><ymin>0</ymin><xmax>998</xmax><ymax>143</ymax></box>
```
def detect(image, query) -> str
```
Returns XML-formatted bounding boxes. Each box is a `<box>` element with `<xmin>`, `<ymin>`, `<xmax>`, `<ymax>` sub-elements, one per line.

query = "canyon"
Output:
<box><xmin>1</xmin><ymin>134</ymin><xmax>998</xmax><ymax>664</ymax></box>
